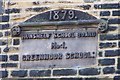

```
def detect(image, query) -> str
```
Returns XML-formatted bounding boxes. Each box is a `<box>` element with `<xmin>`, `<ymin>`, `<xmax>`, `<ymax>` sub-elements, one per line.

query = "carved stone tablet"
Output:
<box><xmin>20</xmin><ymin>28</ymin><xmax>97</xmax><ymax>69</ymax></box>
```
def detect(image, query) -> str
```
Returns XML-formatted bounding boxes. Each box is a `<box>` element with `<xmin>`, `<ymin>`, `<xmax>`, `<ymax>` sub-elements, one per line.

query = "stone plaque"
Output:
<box><xmin>20</xmin><ymin>28</ymin><xmax>97</xmax><ymax>69</ymax></box>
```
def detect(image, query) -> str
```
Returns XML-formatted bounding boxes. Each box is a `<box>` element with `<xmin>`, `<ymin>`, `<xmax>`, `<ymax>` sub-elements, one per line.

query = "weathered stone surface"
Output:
<box><xmin>13</xmin><ymin>39</ymin><xmax>20</xmax><ymax>45</ymax></box>
<box><xmin>0</xmin><ymin>55</ymin><xmax>8</xmax><ymax>61</ymax></box>
<box><xmin>1</xmin><ymin>78</ymin><xmax>114</xmax><ymax>80</ymax></box>
<box><xmin>105</xmin><ymin>50</ymin><xmax>120</xmax><ymax>57</ymax></box>
<box><xmin>3</xmin><ymin>47</ymin><xmax>9</xmax><ymax>52</ymax></box>
<box><xmin>25</xmin><ymin>9</ymin><xmax>97</xmax><ymax>23</ymax></box>
<box><xmin>94</xmin><ymin>3</ymin><xmax>119</xmax><ymax>9</ymax></box>
<box><xmin>84</xmin><ymin>0</ymin><xmax>96</xmax><ymax>3</ymax></box>
<box><xmin>98</xmin><ymin>51</ymin><xmax>103</xmax><ymax>57</ymax></box>
<box><xmin>0</xmin><ymin>40</ymin><xmax>7</xmax><ymax>45</ymax></box>
<box><xmin>100</xmin><ymin>11</ymin><xmax>110</xmax><ymax>16</ymax></box>
<box><xmin>30</xmin><ymin>70</ymin><xmax>51</xmax><ymax>77</ymax></box>
<box><xmin>77</xmin><ymin>5</ymin><xmax>91</xmax><ymax>10</ymax></box>
<box><xmin>0</xmin><ymin>15</ymin><xmax>9</xmax><ymax>22</ymax></box>
<box><xmin>114</xmin><ymin>76</ymin><xmax>120</xmax><ymax>80</ymax></box>
<box><xmin>103</xmin><ymin>67</ymin><xmax>115</xmax><ymax>74</ymax></box>
<box><xmin>108</xmin><ymin>18</ymin><xmax>120</xmax><ymax>24</ymax></box>
<box><xmin>20</xmin><ymin>29</ymin><xmax>97</xmax><ymax>69</ymax></box>
<box><xmin>0</xmin><ymin>71</ymin><xmax>8</xmax><ymax>78</ymax></box>
<box><xmin>116</xmin><ymin>70</ymin><xmax>120</xmax><ymax>74</ymax></box>
<box><xmin>99</xmin><ymin>42</ymin><xmax>116</xmax><ymax>49</ymax></box>
<box><xmin>1</xmin><ymin>63</ymin><xmax>18</xmax><ymax>68</ymax></box>
<box><xmin>99</xmin><ymin>78</ymin><xmax>113</xmax><ymax>80</ymax></box>
<box><xmin>99</xmin><ymin>59</ymin><xmax>115</xmax><ymax>66</ymax></box>
<box><xmin>9</xmin><ymin>55</ymin><xmax>19</xmax><ymax>61</ymax></box>
<box><xmin>108</xmin><ymin>26</ymin><xmax>117</xmax><ymax>31</ymax></box>
<box><xmin>112</xmin><ymin>11</ymin><xmax>120</xmax><ymax>16</ymax></box>
<box><xmin>53</xmin><ymin>69</ymin><xmax>77</xmax><ymax>76</ymax></box>
<box><xmin>0</xmin><ymin>0</ymin><xmax>120</xmax><ymax>80</ymax></box>
<box><xmin>0</xmin><ymin>24</ymin><xmax>10</xmax><ymax>30</ymax></box>
<box><xmin>117</xmin><ymin>58</ymin><xmax>120</xmax><ymax>69</ymax></box>
<box><xmin>5</xmin><ymin>8</ymin><xmax>21</xmax><ymax>14</ymax></box>
<box><xmin>5</xmin><ymin>31</ymin><xmax>11</xmax><ymax>36</ymax></box>
<box><xmin>118</xmin><ymin>41</ymin><xmax>120</xmax><ymax>48</ymax></box>
<box><xmin>0</xmin><ymin>0</ymin><xmax>3</xmax><ymax>14</ymax></box>
<box><xmin>0</xmin><ymin>48</ymin><xmax>1</xmax><ymax>53</ymax></box>
<box><xmin>60</xmin><ymin>78</ymin><xmax>83</xmax><ymax>80</ymax></box>
<box><xmin>79</xmin><ymin>68</ymin><xmax>100</xmax><ymax>75</ymax></box>
<box><xmin>85</xmin><ymin>78</ymin><xmax>99</xmax><ymax>80</ymax></box>
<box><xmin>0</xmin><ymin>32</ymin><xmax>3</xmax><ymax>37</ymax></box>
<box><xmin>11</xmin><ymin>70</ymin><xmax>27</xmax><ymax>77</ymax></box>
<box><xmin>100</xmin><ymin>34</ymin><xmax>120</xmax><ymax>41</ymax></box>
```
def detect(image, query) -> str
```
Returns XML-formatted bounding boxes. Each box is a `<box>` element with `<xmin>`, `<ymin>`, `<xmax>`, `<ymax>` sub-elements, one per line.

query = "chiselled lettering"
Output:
<box><xmin>49</xmin><ymin>10</ymin><xmax>77</xmax><ymax>20</ymax></box>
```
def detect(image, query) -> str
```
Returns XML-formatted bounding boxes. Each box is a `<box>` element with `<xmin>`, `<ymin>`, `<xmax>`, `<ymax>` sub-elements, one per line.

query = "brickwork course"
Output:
<box><xmin>0</xmin><ymin>0</ymin><xmax>120</xmax><ymax>80</ymax></box>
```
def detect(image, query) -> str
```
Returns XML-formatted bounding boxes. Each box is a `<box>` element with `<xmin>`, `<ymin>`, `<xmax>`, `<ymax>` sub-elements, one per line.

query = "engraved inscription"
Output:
<box><xmin>22</xmin><ymin>33</ymin><xmax>52</xmax><ymax>39</ymax></box>
<box><xmin>22</xmin><ymin>52</ymin><xmax>96</xmax><ymax>61</ymax></box>
<box><xmin>51</xmin><ymin>42</ymin><xmax>67</xmax><ymax>49</ymax></box>
<box><xmin>22</xmin><ymin>31</ymin><xmax>96</xmax><ymax>39</ymax></box>
<box><xmin>49</xmin><ymin>10</ymin><xmax>77</xmax><ymax>20</ymax></box>
<box><xmin>66</xmin><ymin>52</ymin><xmax>96</xmax><ymax>59</ymax></box>
<box><xmin>20</xmin><ymin>29</ymin><xmax>97</xmax><ymax>69</ymax></box>
<box><xmin>22</xmin><ymin>53</ymin><xmax>63</xmax><ymax>61</ymax></box>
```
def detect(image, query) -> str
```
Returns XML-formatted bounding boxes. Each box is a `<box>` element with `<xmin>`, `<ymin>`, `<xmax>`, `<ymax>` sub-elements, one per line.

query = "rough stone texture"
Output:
<box><xmin>5</xmin><ymin>8</ymin><xmax>21</xmax><ymax>14</ymax></box>
<box><xmin>99</xmin><ymin>42</ymin><xmax>117</xmax><ymax>49</ymax></box>
<box><xmin>0</xmin><ymin>40</ymin><xmax>7</xmax><ymax>45</ymax></box>
<box><xmin>117</xmin><ymin>58</ymin><xmax>120</xmax><ymax>69</ymax></box>
<box><xmin>98</xmin><ymin>59</ymin><xmax>115</xmax><ymax>66</ymax></box>
<box><xmin>108</xmin><ymin>26</ymin><xmax>117</xmax><ymax>31</ymax></box>
<box><xmin>118</xmin><ymin>42</ymin><xmax>120</xmax><ymax>48</ymax></box>
<box><xmin>108</xmin><ymin>18</ymin><xmax>120</xmax><ymax>24</ymax></box>
<box><xmin>1</xmin><ymin>63</ymin><xmax>18</xmax><ymax>68</ymax></box>
<box><xmin>11</xmin><ymin>70</ymin><xmax>27</xmax><ymax>77</ymax></box>
<box><xmin>5</xmin><ymin>31</ymin><xmax>11</xmax><ymax>36</ymax></box>
<box><xmin>53</xmin><ymin>69</ymin><xmax>77</xmax><ymax>76</ymax></box>
<box><xmin>116</xmin><ymin>70</ymin><xmax>120</xmax><ymax>74</ymax></box>
<box><xmin>114</xmin><ymin>76</ymin><xmax>120</xmax><ymax>80</ymax></box>
<box><xmin>77</xmin><ymin>5</ymin><xmax>91</xmax><ymax>10</ymax></box>
<box><xmin>0</xmin><ymin>24</ymin><xmax>10</xmax><ymax>30</ymax></box>
<box><xmin>0</xmin><ymin>48</ymin><xmax>1</xmax><ymax>53</ymax></box>
<box><xmin>3</xmin><ymin>47</ymin><xmax>9</xmax><ymax>52</ymax></box>
<box><xmin>30</xmin><ymin>70</ymin><xmax>51</xmax><ymax>77</ymax></box>
<box><xmin>105</xmin><ymin>50</ymin><xmax>120</xmax><ymax>57</ymax></box>
<box><xmin>84</xmin><ymin>0</ymin><xmax>95</xmax><ymax>3</ymax></box>
<box><xmin>1</xmin><ymin>78</ymin><xmax>115</xmax><ymax>80</ymax></box>
<box><xmin>79</xmin><ymin>68</ymin><xmax>100</xmax><ymax>75</ymax></box>
<box><xmin>100</xmin><ymin>34</ymin><xmax>120</xmax><ymax>41</ymax></box>
<box><xmin>0</xmin><ymin>32</ymin><xmax>3</xmax><ymax>37</ymax></box>
<box><xmin>0</xmin><ymin>1</ymin><xmax>3</xmax><ymax>14</ymax></box>
<box><xmin>112</xmin><ymin>11</ymin><xmax>120</xmax><ymax>16</ymax></box>
<box><xmin>103</xmin><ymin>67</ymin><xmax>115</xmax><ymax>74</ymax></box>
<box><xmin>13</xmin><ymin>39</ymin><xmax>20</xmax><ymax>45</ymax></box>
<box><xmin>85</xmin><ymin>78</ymin><xmax>99</xmax><ymax>80</ymax></box>
<box><xmin>94</xmin><ymin>3</ymin><xmax>119</xmax><ymax>9</ymax></box>
<box><xmin>98</xmin><ymin>51</ymin><xmax>103</xmax><ymax>57</ymax></box>
<box><xmin>0</xmin><ymin>71</ymin><xmax>8</xmax><ymax>78</ymax></box>
<box><xmin>9</xmin><ymin>55</ymin><xmax>19</xmax><ymax>61</ymax></box>
<box><xmin>0</xmin><ymin>0</ymin><xmax>119</xmax><ymax>79</ymax></box>
<box><xmin>100</xmin><ymin>11</ymin><xmax>110</xmax><ymax>16</ymax></box>
<box><xmin>0</xmin><ymin>78</ymin><xmax>83</xmax><ymax>80</ymax></box>
<box><xmin>0</xmin><ymin>55</ymin><xmax>8</xmax><ymax>61</ymax></box>
<box><xmin>60</xmin><ymin>78</ymin><xmax>83</xmax><ymax>80</ymax></box>
<box><xmin>0</xmin><ymin>15</ymin><xmax>9</xmax><ymax>22</ymax></box>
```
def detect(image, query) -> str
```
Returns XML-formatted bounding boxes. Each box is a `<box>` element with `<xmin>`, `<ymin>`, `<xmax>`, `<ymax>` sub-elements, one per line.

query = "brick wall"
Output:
<box><xmin>0</xmin><ymin>0</ymin><xmax>120</xmax><ymax>80</ymax></box>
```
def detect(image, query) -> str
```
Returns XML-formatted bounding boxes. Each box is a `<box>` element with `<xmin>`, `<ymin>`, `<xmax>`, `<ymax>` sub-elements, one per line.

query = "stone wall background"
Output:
<box><xmin>0</xmin><ymin>0</ymin><xmax>120</xmax><ymax>80</ymax></box>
